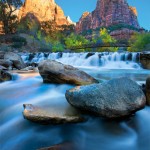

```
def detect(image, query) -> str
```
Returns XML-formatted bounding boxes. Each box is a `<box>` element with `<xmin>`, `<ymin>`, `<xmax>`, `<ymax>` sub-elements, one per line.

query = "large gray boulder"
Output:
<box><xmin>38</xmin><ymin>60</ymin><xmax>98</xmax><ymax>85</ymax></box>
<box><xmin>146</xmin><ymin>76</ymin><xmax>150</xmax><ymax>105</ymax></box>
<box><xmin>23</xmin><ymin>104</ymin><xmax>84</xmax><ymax>124</ymax></box>
<box><xmin>4</xmin><ymin>52</ymin><xmax>26</xmax><ymax>69</ymax></box>
<box><xmin>0</xmin><ymin>69</ymin><xmax>12</xmax><ymax>82</ymax></box>
<box><xmin>66</xmin><ymin>77</ymin><xmax>146</xmax><ymax>118</ymax></box>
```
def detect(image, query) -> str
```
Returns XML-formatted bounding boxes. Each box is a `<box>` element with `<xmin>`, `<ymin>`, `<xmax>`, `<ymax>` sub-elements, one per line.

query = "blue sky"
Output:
<box><xmin>55</xmin><ymin>0</ymin><xmax>150</xmax><ymax>30</ymax></box>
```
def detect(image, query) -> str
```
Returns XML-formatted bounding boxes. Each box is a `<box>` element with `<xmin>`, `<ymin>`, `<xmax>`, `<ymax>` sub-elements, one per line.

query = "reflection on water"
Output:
<box><xmin>0</xmin><ymin>68</ymin><xmax>150</xmax><ymax>150</ymax></box>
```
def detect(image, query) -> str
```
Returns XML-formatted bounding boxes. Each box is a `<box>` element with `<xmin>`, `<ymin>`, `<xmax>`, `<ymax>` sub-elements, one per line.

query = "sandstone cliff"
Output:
<box><xmin>19</xmin><ymin>0</ymin><xmax>73</xmax><ymax>26</ymax></box>
<box><xmin>76</xmin><ymin>0</ymin><xmax>140</xmax><ymax>37</ymax></box>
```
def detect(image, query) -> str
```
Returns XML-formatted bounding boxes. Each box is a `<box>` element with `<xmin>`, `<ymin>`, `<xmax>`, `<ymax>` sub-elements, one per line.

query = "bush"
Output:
<box><xmin>128</xmin><ymin>33</ymin><xmax>150</xmax><ymax>52</ymax></box>
<box><xmin>12</xmin><ymin>36</ymin><xmax>27</xmax><ymax>45</ymax></box>
<box><xmin>11</xmin><ymin>35</ymin><xmax>27</xmax><ymax>49</ymax></box>
<box><xmin>11</xmin><ymin>42</ymin><xmax>24</xmax><ymax>48</ymax></box>
<box><xmin>38</xmin><ymin>48</ymin><xmax>52</xmax><ymax>52</ymax></box>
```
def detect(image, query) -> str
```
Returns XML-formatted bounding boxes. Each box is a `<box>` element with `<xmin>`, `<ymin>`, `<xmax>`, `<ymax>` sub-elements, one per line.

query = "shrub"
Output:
<box><xmin>11</xmin><ymin>42</ymin><xmax>24</xmax><ymax>48</ymax></box>
<box><xmin>11</xmin><ymin>35</ymin><xmax>27</xmax><ymax>49</ymax></box>
<box><xmin>12</xmin><ymin>36</ymin><xmax>27</xmax><ymax>45</ymax></box>
<box><xmin>128</xmin><ymin>33</ymin><xmax>150</xmax><ymax>52</ymax></box>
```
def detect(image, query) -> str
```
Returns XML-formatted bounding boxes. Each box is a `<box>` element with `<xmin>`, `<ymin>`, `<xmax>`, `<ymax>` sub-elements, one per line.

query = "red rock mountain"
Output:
<box><xmin>19</xmin><ymin>0</ymin><xmax>73</xmax><ymax>26</ymax></box>
<box><xmin>76</xmin><ymin>0</ymin><xmax>140</xmax><ymax>37</ymax></box>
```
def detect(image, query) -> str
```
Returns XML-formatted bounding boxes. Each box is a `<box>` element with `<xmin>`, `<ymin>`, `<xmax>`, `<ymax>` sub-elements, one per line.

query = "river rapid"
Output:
<box><xmin>0</xmin><ymin>52</ymin><xmax>150</xmax><ymax>150</ymax></box>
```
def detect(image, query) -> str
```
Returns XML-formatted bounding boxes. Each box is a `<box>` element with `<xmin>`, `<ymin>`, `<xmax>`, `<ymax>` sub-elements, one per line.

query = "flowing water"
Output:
<box><xmin>0</xmin><ymin>52</ymin><xmax>150</xmax><ymax>150</ymax></box>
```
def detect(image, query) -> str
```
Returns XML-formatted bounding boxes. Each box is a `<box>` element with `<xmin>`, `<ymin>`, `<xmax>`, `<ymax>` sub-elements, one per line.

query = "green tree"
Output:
<box><xmin>99</xmin><ymin>28</ymin><xmax>118</xmax><ymax>52</ymax></box>
<box><xmin>0</xmin><ymin>0</ymin><xmax>22</xmax><ymax>34</ymax></box>
<box><xmin>52</xmin><ymin>42</ymin><xmax>64</xmax><ymax>52</ymax></box>
<box><xmin>65</xmin><ymin>33</ymin><xmax>89</xmax><ymax>49</ymax></box>
<box><xmin>128</xmin><ymin>33</ymin><xmax>150</xmax><ymax>52</ymax></box>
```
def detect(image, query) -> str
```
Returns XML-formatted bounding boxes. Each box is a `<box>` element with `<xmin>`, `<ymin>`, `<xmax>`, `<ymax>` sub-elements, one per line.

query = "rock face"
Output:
<box><xmin>66</xmin><ymin>77</ymin><xmax>146</xmax><ymax>118</ymax></box>
<box><xmin>76</xmin><ymin>0</ymin><xmax>140</xmax><ymax>38</ymax></box>
<box><xmin>140</xmin><ymin>53</ymin><xmax>150</xmax><ymax>69</ymax></box>
<box><xmin>19</xmin><ymin>0</ymin><xmax>73</xmax><ymax>26</ymax></box>
<box><xmin>38</xmin><ymin>60</ymin><xmax>98</xmax><ymax>85</ymax></box>
<box><xmin>0</xmin><ymin>69</ymin><xmax>12</xmax><ymax>82</ymax></box>
<box><xmin>110</xmin><ymin>29</ymin><xmax>137</xmax><ymax>40</ymax></box>
<box><xmin>146</xmin><ymin>77</ymin><xmax>150</xmax><ymax>105</ymax></box>
<box><xmin>23</xmin><ymin>104</ymin><xmax>84</xmax><ymax>124</ymax></box>
<box><xmin>4</xmin><ymin>52</ymin><xmax>26</xmax><ymax>70</ymax></box>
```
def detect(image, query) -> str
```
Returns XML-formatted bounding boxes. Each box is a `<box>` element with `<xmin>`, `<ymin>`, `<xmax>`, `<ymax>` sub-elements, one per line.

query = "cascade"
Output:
<box><xmin>21</xmin><ymin>52</ymin><xmax>141</xmax><ymax>69</ymax></box>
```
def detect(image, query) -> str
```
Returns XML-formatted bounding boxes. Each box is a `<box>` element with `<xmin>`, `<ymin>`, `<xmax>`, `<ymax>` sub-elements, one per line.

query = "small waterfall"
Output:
<box><xmin>21</xmin><ymin>52</ymin><xmax>141</xmax><ymax>69</ymax></box>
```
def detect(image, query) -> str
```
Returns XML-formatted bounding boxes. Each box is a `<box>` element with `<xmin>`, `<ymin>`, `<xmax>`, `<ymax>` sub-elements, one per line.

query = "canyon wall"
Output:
<box><xmin>76</xmin><ymin>0</ymin><xmax>140</xmax><ymax>39</ymax></box>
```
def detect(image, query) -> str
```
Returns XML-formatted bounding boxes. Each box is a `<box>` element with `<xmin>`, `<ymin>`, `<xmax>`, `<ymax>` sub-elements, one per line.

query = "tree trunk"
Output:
<box><xmin>3</xmin><ymin>20</ymin><xmax>9</xmax><ymax>34</ymax></box>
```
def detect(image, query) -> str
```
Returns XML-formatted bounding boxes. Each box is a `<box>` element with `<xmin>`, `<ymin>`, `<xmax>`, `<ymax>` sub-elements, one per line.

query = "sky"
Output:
<box><xmin>55</xmin><ymin>0</ymin><xmax>150</xmax><ymax>30</ymax></box>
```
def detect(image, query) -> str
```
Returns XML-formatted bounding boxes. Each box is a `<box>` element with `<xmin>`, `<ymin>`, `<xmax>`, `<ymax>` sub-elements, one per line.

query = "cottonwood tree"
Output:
<box><xmin>0</xmin><ymin>0</ymin><xmax>22</xmax><ymax>34</ymax></box>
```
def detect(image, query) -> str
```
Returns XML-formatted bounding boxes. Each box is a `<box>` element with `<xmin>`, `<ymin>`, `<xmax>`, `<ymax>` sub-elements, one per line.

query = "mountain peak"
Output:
<box><xmin>19</xmin><ymin>0</ymin><xmax>73</xmax><ymax>26</ymax></box>
<box><xmin>76</xmin><ymin>0</ymin><xmax>140</xmax><ymax>33</ymax></box>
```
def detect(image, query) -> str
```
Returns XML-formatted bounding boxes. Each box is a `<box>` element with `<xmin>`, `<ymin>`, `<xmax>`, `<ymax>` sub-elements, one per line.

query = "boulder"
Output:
<box><xmin>4</xmin><ymin>52</ymin><xmax>26</xmax><ymax>69</ymax></box>
<box><xmin>0</xmin><ymin>69</ymin><xmax>12</xmax><ymax>82</ymax></box>
<box><xmin>66</xmin><ymin>77</ymin><xmax>146</xmax><ymax>119</ymax></box>
<box><xmin>146</xmin><ymin>77</ymin><xmax>150</xmax><ymax>105</ymax></box>
<box><xmin>0</xmin><ymin>51</ymin><xmax>5</xmax><ymax>59</ymax></box>
<box><xmin>23</xmin><ymin>104</ymin><xmax>84</xmax><ymax>124</ymax></box>
<box><xmin>0</xmin><ymin>59</ymin><xmax>13</xmax><ymax>68</ymax></box>
<box><xmin>38</xmin><ymin>60</ymin><xmax>98</xmax><ymax>85</ymax></box>
<box><xmin>0</xmin><ymin>65</ymin><xmax>7</xmax><ymax>70</ymax></box>
<box><xmin>140</xmin><ymin>53</ymin><xmax>150</xmax><ymax>69</ymax></box>
<box><xmin>86</xmin><ymin>53</ymin><xmax>95</xmax><ymax>59</ymax></box>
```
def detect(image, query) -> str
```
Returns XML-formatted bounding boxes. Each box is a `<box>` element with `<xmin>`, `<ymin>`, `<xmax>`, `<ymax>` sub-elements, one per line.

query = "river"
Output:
<box><xmin>0</xmin><ymin>52</ymin><xmax>150</xmax><ymax>150</ymax></box>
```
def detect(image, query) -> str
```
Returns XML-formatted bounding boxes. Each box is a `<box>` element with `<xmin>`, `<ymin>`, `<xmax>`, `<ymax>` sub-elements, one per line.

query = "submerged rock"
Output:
<box><xmin>0</xmin><ymin>69</ymin><xmax>12</xmax><ymax>82</ymax></box>
<box><xmin>146</xmin><ymin>77</ymin><xmax>150</xmax><ymax>105</ymax></box>
<box><xmin>38</xmin><ymin>142</ymin><xmax>76</xmax><ymax>150</ymax></box>
<box><xmin>4</xmin><ymin>52</ymin><xmax>26</xmax><ymax>69</ymax></box>
<box><xmin>23</xmin><ymin>104</ymin><xmax>84</xmax><ymax>124</ymax></box>
<box><xmin>66</xmin><ymin>77</ymin><xmax>146</xmax><ymax>119</ymax></box>
<box><xmin>38</xmin><ymin>60</ymin><xmax>98</xmax><ymax>85</ymax></box>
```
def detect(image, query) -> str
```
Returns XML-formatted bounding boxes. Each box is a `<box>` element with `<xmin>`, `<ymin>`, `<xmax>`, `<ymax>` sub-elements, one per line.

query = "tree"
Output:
<box><xmin>64</xmin><ymin>33</ymin><xmax>89</xmax><ymax>49</ymax></box>
<box><xmin>0</xmin><ymin>0</ymin><xmax>22</xmax><ymax>34</ymax></box>
<box><xmin>98</xmin><ymin>28</ymin><xmax>118</xmax><ymax>52</ymax></box>
<box><xmin>128</xmin><ymin>33</ymin><xmax>150</xmax><ymax>52</ymax></box>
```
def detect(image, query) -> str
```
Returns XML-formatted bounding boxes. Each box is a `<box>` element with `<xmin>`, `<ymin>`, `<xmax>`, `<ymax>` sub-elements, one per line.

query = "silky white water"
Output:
<box><xmin>1</xmin><ymin>52</ymin><xmax>150</xmax><ymax>150</ymax></box>
<box><xmin>21</xmin><ymin>52</ymin><xmax>141</xmax><ymax>69</ymax></box>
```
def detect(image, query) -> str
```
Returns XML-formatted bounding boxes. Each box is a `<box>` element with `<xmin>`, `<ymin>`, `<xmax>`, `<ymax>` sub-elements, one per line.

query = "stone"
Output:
<box><xmin>140</xmin><ymin>53</ymin><xmax>150</xmax><ymax>69</ymax></box>
<box><xmin>146</xmin><ymin>77</ymin><xmax>150</xmax><ymax>105</ymax></box>
<box><xmin>18</xmin><ymin>0</ymin><xmax>73</xmax><ymax>26</ymax></box>
<box><xmin>23</xmin><ymin>104</ymin><xmax>84</xmax><ymax>124</ymax></box>
<box><xmin>4</xmin><ymin>52</ymin><xmax>26</xmax><ymax>69</ymax></box>
<box><xmin>66</xmin><ymin>77</ymin><xmax>146</xmax><ymax>119</ymax></box>
<box><xmin>76</xmin><ymin>0</ymin><xmax>140</xmax><ymax>39</ymax></box>
<box><xmin>0</xmin><ymin>59</ymin><xmax>13</xmax><ymax>68</ymax></box>
<box><xmin>0</xmin><ymin>65</ymin><xmax>7</xmax><ymax>70</ymax></box>
<box><xmin>85</xmin><ymin>52</ymin><xmax>95</xmax><ymax>59</ymax></box>
<box><xmin>0</xmin><ymin>51</ymin><xmax>5</xmax><ymax>59</ymax></box>
<box><xmin>0</xmin><ymin>69</ymin><xmax>12</xmax><ymax>82</ymax></box>
<box><xmin>38</xmin><ymin>60</ymin><xmax>98</xmax><ymax>85</ymax></box>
